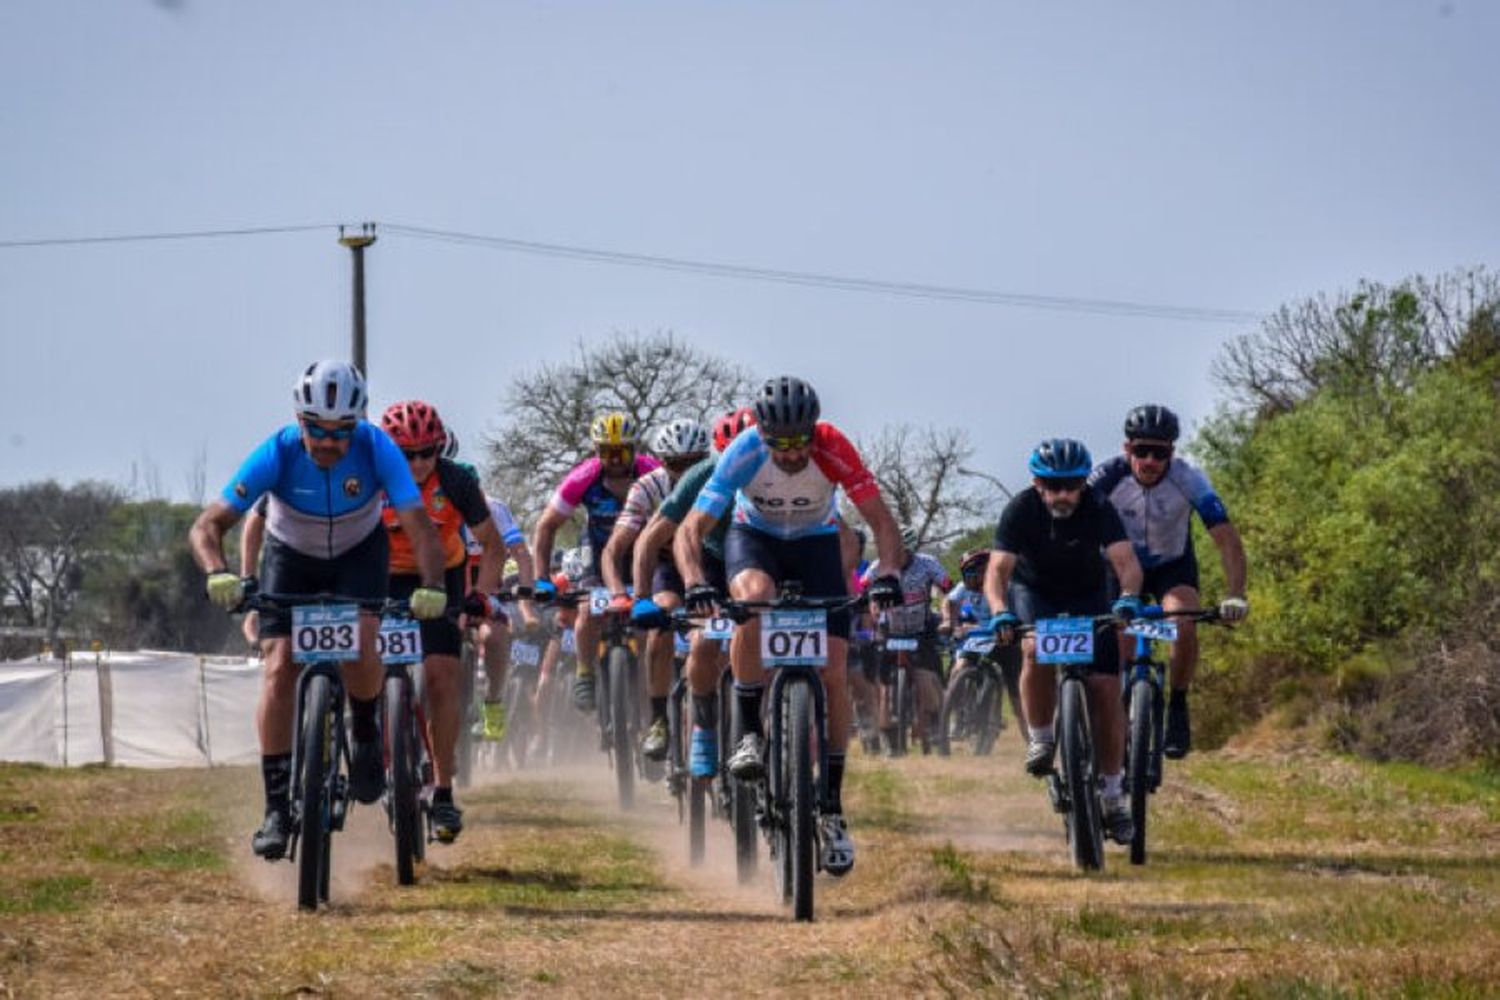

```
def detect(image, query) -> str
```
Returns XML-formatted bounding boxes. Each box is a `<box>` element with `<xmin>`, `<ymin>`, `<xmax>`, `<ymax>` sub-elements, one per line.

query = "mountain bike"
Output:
<box><xmin>665</xmin><ymin>614</ymin><xmax>737</xmax><ymax>867</ymax></box>
<box><xmin>941</xmin><ymin>630</ymin><xmax>1027</xmax><ymax>756</ymax></box>
<box><xmin>878</xmin><ymin>631</ymin><xmax>920</xmax><ymax>757</ymax></box>
<box><xmin>374</xmin><ymin>607</ymin><xmax>433</xmax><ymax>886</ymax></box>
<box><xmin>590</xmin><ymin>588</ymin><xmax>642</xmax><ymax>810</ymax></box>
<box><xmin>1121</xmin><ymin>605</ymin><xmax>1224</xmax><ymax>865</ymax></box>
<box><xmin>717</xmin><ymin>584</ymin><xmax>869</xmax><ymax>922</ymax></box>
<box><xmin>500</xmin><ymin>628</ymin><xmax>546</xmax><ymax>770</ymax></box>
<box><xmin>240</xmin><ymin>589</ymin><xmax>391</xmax><ymax>911</ymax></box>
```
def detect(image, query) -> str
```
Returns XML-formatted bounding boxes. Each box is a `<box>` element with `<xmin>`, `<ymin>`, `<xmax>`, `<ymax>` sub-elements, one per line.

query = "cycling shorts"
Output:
<box><xmin>388</xmin><ymin>566</ymin><xmax>467</xmax><ymax>658</ymax></box>
<box><xmin>653</xmin><ymin>551</ymin><xmax>726</xmax><ymax>599</ymax></box>
<box><xmin>725</xmin><ymin>525</ymin><xmax>850</xmax><ymax>639</ymax></box>
<box><xmin>257</xmin><ymin>527</ymin><xmax>389</xmax><ymax>640</ymax></box>
<box><xmin>1007</xmin><ymin>579</ymin><xmax>1119</xmax><ymax>677</ymax></box>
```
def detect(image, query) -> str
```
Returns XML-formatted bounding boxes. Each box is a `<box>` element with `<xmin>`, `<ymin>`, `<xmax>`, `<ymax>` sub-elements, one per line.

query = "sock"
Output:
<box><xmin>827</xmin><ymin>752</ymin><xmax>847</xmax><ymax>814</ymax></box>
<box><xmin>262</xmin><ymin>753</ymin><xmax>291</xmax><ymax>812</ymax></box>
<box><xmin>734</xmin><ymin>682</ymin><xmax>765</xmax><ymax>738</ymax></box>
<box><xmin>1031</xmin><ymin>723</ymin><xmax>1055</xmax><ymax>743</ymax></box>
<box><xmin>691</xmin><ymin>693</ymin><xmax>716</xmax><ymax>731</ymax></box>
<box><xmin>348</xmin><ymin>694</ymin><xmax>379</xmax><ymax>741</ymax></box>
<box><xmin>1102</xmin><ymin>772</ymin><xmax>1124</xmax><ymax>799</ymax></box>
<box><xmin>432</xmin><ymin>786</ymin><xmax>453</xmax><ymax>805</ymax></box>
<box><xmin>651</xmin><ymin>696</ymin><xmax>668</xmax><ymax>724</ymax></box>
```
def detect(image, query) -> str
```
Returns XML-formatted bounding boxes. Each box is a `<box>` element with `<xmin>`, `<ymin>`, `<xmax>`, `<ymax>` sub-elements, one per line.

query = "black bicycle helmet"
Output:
<box><xmin>1123</xmin><ymin>404</ymin><xmax>1180</xmax><ymax>442</ymax></box>
<box><xmin>754</xmin><ymin>376</ymin><xmax>821</xmax><ymax>438</ymax></box>
<box><xmin>1027</xmin><ymin>438</ymin><xmax>1093</xmax><ymax>479</ymax></box>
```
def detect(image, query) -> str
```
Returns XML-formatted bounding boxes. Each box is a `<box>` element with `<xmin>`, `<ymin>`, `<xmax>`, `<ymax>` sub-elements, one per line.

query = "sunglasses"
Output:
<box><xmin>598</xmin><ymin>445</ymin><xmax>634</xmax><ymax>463</ymax></box>
<box><xmin>663</xmin><ymin>455</ymin><xmax>703</xmax><ymax>473</ymax></box>
<box><xmin>402</xmin><ymin>445</ymin><xmax>438</xmax><ymax>461</ymax></box>
<box><xmin>1037</xmin><ymin>477</ymin><xmax>1086</xmax><ymax>494</ymax></box>
<box><xmin>766</xmin><ymin>433</ymin><xmax>812</xmax><ymax>452</ymax></box>
<box><xmin>1130</xmin><ymin>443</ymin><xmax>1173</xmax><ymax>461</ymax></box>
<box><xmin>302</xmin><ymin>421</ymin><xmax>355</xmax><ymax>441</ymax></box>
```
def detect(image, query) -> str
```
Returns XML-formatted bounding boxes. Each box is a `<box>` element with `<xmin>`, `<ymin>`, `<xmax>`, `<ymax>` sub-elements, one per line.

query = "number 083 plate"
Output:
<box><xmin>291</xmin><ymin>604</ymin><xmax>361</xmax><ymax>663</ymax></box>
<box><xmin>761</xmin><ymin>609</ymin><xmax>828</xmax><ymax>667</ymax></box>
<box><xmin>1034</xmin><ymin>616</ymin><xmax>1095</xmax><ymax>665</ymax></box>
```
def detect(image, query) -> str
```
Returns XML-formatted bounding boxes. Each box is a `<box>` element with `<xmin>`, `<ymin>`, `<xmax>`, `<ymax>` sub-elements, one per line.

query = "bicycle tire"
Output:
<box><xmin>689</xmin><ymin>773</ymin><xmax>707</xmax><ymax>867</ymax></box>
<box><xmin>1127</xmin><ymin>678</ymin><xmax>1153</xmax><ymax>866</ymax></box>
<box><xmin>1059</xmin><ymin>678</ymin><xmax>1104</xmax><ymax>872</ymax></box>
<box><xmin>607</xmin><ymin>643</ymin><xmax>635</xmax><ymax>810</ymax></box>
<box><xmin>455</xmin><ymin>640</ymin><xmax>478</xmax><ymax>788</ymax></box>
<box><xmin>297</xmin><ymin>674</ymin><xmax>335</xmax><ymax>911</ymax></box>
<box><xmin>385</xmin><ymin>673</ymin><xmax>420</xmax><ymax>886</ymax></box>
<box><xmin>973</xmin><ymin>670</ymin><xmax>1001</xmax><ymax>757</ymax></box>
<box><xmin>503</xmin><ymin>671</ymin><xmax>531</xmax><ymax>770</ymax></box>
<box><xmin>785</xmin><ymin>678</ymin><xmax>816</xmax><ymax>921</ymax></box>
<box><xmin>893</xmin><ymin>667</ymin><xmax>910</xmax><ymax>757</ymax></box>
<box><xmin>940</xmin><ymin>663</ymin><xmax>977</xmax><ymax>751</ymax></box>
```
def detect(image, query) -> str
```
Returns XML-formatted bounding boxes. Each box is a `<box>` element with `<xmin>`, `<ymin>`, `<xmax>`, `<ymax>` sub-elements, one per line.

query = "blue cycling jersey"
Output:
<box><xmin>221</xmin><ymin>422</ymin><xmax>421</xmax><ymax>560</ymax></box>
<box><xmin>1088</xmin><ymin>454</ymin><xmax>1230</xmax><ymax>569</ymax></box>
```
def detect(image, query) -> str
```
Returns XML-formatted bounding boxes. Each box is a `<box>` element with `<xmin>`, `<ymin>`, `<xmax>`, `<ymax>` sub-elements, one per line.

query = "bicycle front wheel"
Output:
<box><xmin>607</xmin><ymin>643</ymin><xmax>635</xmax><ymax>810</ymax></box>
<box><xmin>784</xmin><ymin>678</ymin><xmax>816</xmax><ymax>921</ymax></box>
<box><xmin>385</xmin><ymin>673</ymin><xmax>420</xmax><ymax>886</ymax></box>
<box><xmin>1059</xmin><ymin>678</ymin><xmax>1104</xmax><ymax>872</ymax></box>
<box><xmin>297</xmin><ymin>674</ymin><xmax>336</xmax><ymax>911</ymax></box>
<box><xmin>1127</xmin><ymin>678</ymin><xmax>1153</xmax><ymax>866</ymax></box>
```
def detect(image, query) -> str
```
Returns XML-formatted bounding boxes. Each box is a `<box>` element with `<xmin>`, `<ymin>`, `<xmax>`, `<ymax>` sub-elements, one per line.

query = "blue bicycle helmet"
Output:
<box><xmin>1027</xmin><ymin>438</ymin><xmax>1092</xmax><ymax>479</ymax></box>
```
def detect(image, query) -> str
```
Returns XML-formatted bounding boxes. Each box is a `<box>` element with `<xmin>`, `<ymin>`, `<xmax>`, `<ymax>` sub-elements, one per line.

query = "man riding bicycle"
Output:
<box><xmin>600</xmin><ymin>417</ymin><xmax>712</xmax><ymax>762</ymax></box>
<box><xmin>981</xmin><ymin>438</ymin><xmax>1146</xmax><ymax>845</ymax></box>
<box><xmin>1089</xmin><ymin>404</ymin><xmax>1249</xmax><ymax>758</ymax></box>
<box><xmin>943</xmin><ymin>548</ymin><xmax>1026</xmax><ymax>742</ymax></box>
<box><xmin>380</xmin><ymin>401</ymin><xmax>511</xmax><ymax>842</ymax></box>
<box><xmin>188</xmin><ymin>360</ymin><xmax>447</xmax><ymax>860</ymax></box>
<box><xmin>532</xmin><ymin>413</ymin><xmax>661</xmax><ymax>713</ymax></box>
<box><xmin>860</xmin><ymin>527</ymin><xmax>951</xmax><ymax>754</ymax></box>
<box><xmin>674</xmin><ymin>376</ymin><xmax>905</xmax><ymax>876</ymax></box>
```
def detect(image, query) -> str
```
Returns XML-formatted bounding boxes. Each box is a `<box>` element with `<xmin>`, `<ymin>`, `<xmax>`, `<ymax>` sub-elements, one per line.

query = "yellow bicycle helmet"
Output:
<box><xmin>589</xmin><ymin>411</ymin><xmax>639</xmax><ymax>448</ymax></box>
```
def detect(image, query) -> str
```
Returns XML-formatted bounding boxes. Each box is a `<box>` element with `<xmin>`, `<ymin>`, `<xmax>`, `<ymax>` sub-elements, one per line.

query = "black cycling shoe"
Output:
<box><xmin>1024</xmin><ymin>736</ymin><xmax>1056</xmax><ymax>777</ymax></box>
<box><xmin>1163</xmin><ymin>696</ymin><xmax>1191</xmax><ymax>760</ymax></box>
<box><xmin>430</xmin><ymin>800</ymin><xmax>464</xmax><ymax>844</ymax></box>
<box><xmin>572</xmin><ymin>672</ymin><xmax>597</xmax><ymax>712</ymax></box>
<box><xmin>349</xmin><ymin>735</ymin><xmax>385</xmax><ymax>804</ymax></box>
<box><xmin>251</xmin><ymin>809</ymin><xmax>289</xmax><ymax>860</ymax></box>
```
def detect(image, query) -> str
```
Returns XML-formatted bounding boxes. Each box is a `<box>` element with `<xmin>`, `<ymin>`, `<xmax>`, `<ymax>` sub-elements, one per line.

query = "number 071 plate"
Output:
<box><xmin>761</xmin><ymin>609</ymin><xmax>828</xmax><ymax>667</ymax></box>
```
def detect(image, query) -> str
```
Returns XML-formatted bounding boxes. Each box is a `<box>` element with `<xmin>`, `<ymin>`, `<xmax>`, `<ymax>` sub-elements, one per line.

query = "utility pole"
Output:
<box><xmin>338</xmin><ymin>222</ymin><xmax>377</xmax><ymax>375</ymax></box>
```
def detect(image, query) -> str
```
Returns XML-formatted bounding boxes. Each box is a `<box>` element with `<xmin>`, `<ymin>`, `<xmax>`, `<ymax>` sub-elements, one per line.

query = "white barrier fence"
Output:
<box><xmin>0</xmin><ymin>652</ymin><xmax>261</xmax><ymax>768</ymax></box>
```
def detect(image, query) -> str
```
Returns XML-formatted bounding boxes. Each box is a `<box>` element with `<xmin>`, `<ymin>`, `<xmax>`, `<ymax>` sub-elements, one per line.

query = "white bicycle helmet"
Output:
<box><xmin>293</xmin><ymin>360</ymin><xmax>367</xmax><ymax>421</ymax></box>
<box><xmin>650</xmin><ymin>418</ymin><xmax>711</xmax><ymax>459</ymax></box>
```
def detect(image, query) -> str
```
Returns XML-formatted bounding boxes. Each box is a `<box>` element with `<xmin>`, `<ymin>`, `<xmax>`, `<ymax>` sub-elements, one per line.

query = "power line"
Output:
<box><xmin>382</xmin><ymin>222</ymin><xmax>1263</xmax><ymax>324</ymax></box>
<box><xmin>0</xmin><ymin>219</ymin><xmax>1265</xmax><ymax>324</ymax></box>
<box><xmin>0</xmin><ymin>223</ymin><xmax>336</xmax><ymax>249</ymax></box>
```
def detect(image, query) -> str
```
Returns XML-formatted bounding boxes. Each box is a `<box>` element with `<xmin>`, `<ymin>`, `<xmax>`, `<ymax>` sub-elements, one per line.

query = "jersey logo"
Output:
<box><xmin>234</xmin><ymin>482</ymin><xmax>248</xmax><ymax>499</ymax></box>
<box><xmin>751</xmin><ymin>495</ymin><xmax>814</xmax><ymax>508</ymax></box>
<box><xmin>343</xmin><ymin>476</ymin><xmax>362</xmax><ymax>498</ymax></box>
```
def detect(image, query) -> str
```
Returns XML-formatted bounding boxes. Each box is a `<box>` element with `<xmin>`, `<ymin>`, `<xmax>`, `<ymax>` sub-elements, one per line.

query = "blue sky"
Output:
<box><xmin>1</xmin><ymin>1</ymin><xmax>1495</xmax><ymax>506</ymax></box>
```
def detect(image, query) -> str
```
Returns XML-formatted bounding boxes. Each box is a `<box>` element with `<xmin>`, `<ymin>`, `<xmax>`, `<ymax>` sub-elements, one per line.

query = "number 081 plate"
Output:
<box><xmin>761</xmin><ymin>609</ymin><xmax>828</xmax><ymax>667</ymax></box>
<box><xmin>291</xmin><ymin>604</ymin><xmax>361</xmax><ymax>663</ymax></box>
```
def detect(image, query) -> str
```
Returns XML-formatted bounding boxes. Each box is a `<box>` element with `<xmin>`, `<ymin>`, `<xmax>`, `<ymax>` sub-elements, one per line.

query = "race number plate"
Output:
<box><xmin>377</xmin><ymin>618</ymin><xmax>423</xmax><ymax>664</ymax></box>
<box><xmin>1034</xmin><ymin>616</ymin><xmax>1095</xmax><ymax>665</ymax></box>
<box><xmin>962</xmin><ymin>634</ymin><xmax>996</xmax><ymax>656</ymax></box>
<box><xmin>1125</xmin><ymin>619</ymin><xmax>1179</xmax><ymax>642</ymax></box>
<box><xmin>701</xmin><ymin>616</ymin><xmax>735</xmax><ymax>641</ymax></box>
<box><xmin>511</xmin><ymin>639</ymin><xmax>542</xmax><ymax>668</ymax></box>
<box><xmin>762</xmin><ymin>609</ymin><xmax>828</xmax><ymax>667</ymax></box>
<box><xmin>291</xmin><ymin>604</ymin><xmax>360</xmax><ymax>663</ymax></box>
<box><xmin>589</xmin><ymin>588</ymin><xmax>612</xmax><ymax>616</ymax></box>
<box><xmin>885</xmin><ymin>636</ymin><xmax>920</xmax><ymax>652</ymax></box>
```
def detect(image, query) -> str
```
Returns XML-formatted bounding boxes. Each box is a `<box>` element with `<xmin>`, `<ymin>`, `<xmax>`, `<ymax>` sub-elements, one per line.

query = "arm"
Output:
<box><xmin>853</xmin><ymin>493</ymin><xmax>902</xmax><ymax>576</ymax></box>
<box><xmin>189</xmin><ymin>501</ymin><xmax>242</xmax><ymax>574</ymax></box>
<box><xmin>469</xmin><ymin>517</ymin><xmax>505</xmax><ymax>596</ymax></box>
<box><xmin>1105</xmin><ymin>540</ymin><xmax>1145</xmax><ymax>598</ymax></box>
<box><xmin>1207</xmin><ymin>521</ymin><xmax>1248</xmax><ymax>599</ymax></box>
<box><xmin>674</xmin><ymin>509</ymin><xmax>718</xmax><ymax>588</ymax></box>
<box><xmin>634</xmin><ymin>513</ymin><xmax>677</xmax><ymax>598</ymax></box>
<box><xmin>238</xmin><ymin>504</ymin><xmax>265</xmax><ymax>577</ymax></box>
<box><xmin>394</xmin><ymin>507</ymin><xmax>446</xmax><ymax>589</ymax></box>
<box><xmin>507</xmin><ymin>539</ymin><xmax>540</xmax><ymax>627</ymax></box>
<box><xmin>984</xmin><ymin>550</ymin><xmax>1016</xmax><ymax>614</ymax></box>
<box><xmin>600</xmin><ymin>523</ymin><xmax>640</xmax><ymax>596</ymax></box>
<box><xmin>531</xmin><ymin>505</ymin><xmax>569</xmax><ymax>583</ymax></box>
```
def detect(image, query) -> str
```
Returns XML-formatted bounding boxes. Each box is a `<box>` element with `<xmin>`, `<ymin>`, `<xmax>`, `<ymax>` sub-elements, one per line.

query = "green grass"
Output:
<box><xmin>0</xmin><ymin>874</ymin><xmax>93</xmax><ymax>914</ymax></box>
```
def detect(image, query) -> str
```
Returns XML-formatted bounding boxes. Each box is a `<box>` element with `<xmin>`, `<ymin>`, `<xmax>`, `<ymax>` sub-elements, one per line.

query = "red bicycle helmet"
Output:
<box><xmin>381</xmin><ymin>400</ymin><xmax>446</xmax><ymax>449</ymax></box>
<box><xmin>712</xmin><ymin>406</ymin><xmax>757</xmax><ymax>452</ymax></box>
<box><xmin>959</xmin><ymin>549</ymin><xmax>990</xmax><ymax>577</ymax></box>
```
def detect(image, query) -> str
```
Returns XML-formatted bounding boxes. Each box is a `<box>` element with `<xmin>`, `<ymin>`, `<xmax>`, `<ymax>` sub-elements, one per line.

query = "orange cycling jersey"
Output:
<box><xmin>382</xmin><ymin>458</ymin><xmax>490</xmax><ymax>574</ymax></box>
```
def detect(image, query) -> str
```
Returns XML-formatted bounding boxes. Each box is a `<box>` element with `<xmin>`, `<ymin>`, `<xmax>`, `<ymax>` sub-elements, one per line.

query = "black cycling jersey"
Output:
<box><xmin>994</xmin><ymin>487</ymin><xmax>1127</xmax><ymax>604</ymax></box>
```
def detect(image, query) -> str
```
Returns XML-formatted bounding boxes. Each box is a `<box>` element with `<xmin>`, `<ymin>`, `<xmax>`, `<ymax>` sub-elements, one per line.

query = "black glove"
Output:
<box><xmin>462</xmin><ymin>591</ymin><xmax>502</xmax><ymax>620</ymax></box>
<box><xmin>868</xmin><ymin>574</ymin><xmax>903</xmax><ymax>609</ymax></box>
<box><xmin>684</xmin><ymin>583</ymin><xmax>722</xmax><ymax>616</ymax></box>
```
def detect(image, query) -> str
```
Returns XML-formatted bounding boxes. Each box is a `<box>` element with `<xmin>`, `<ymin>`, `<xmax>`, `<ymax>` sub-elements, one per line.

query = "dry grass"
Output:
<box><xmin>1</xmin><ymin>726</ymin><xmax>1497</xmax><ymax>999</ymax></box>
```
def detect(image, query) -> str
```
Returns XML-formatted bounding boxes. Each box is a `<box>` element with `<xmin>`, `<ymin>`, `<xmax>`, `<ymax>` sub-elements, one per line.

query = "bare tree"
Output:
<box><xmin>482</xmin><ymin>331</ymin><xmax>756</xmax><ymax>522</ymax></box>
<box><xmin>0</xmin><ymin>481</ymin><xmax>124</xmax><ymax>655</ymax></box>
<box><xmin>851</xmin><ymin>424</ymin><xmax>999</xmax><ymax>550</ymax></box>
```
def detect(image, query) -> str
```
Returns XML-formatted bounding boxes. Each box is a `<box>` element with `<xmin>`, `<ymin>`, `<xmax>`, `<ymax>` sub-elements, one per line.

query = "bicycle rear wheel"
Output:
<box><xmin>607</xmin><ymin>643</ymin><xmax>635</xmax><ymax>810</ymax></box>
<box><xmin>1127</xmin><ymin>678</ymin><xmax>1153</xmax><ymax>866</ymax></box>
<box><xmin>385</xmin><ymin>672</ymin><xmax>421</xmax><ymax>886</ymax></box>
<box><xmin>1059</xmin><ymin>678</ymin><xmax>1104</xmax><ymax>872</ymax></box>
<box><xmin>297</xmin><ymin>674</ymin><xmax>336</xmax><ymax>911</ymax></box>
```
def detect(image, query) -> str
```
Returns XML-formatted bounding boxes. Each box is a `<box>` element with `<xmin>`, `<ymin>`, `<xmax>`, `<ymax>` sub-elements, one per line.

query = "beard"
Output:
<box><xmin>1045</xmin><ymin>496</ymin><xmax>1079</xmax><ymax>519</ymax></box>
<box><xmin>772</xmin><ymin>452</ymin><xmax>810</xmax><ymax>474</ymax></box>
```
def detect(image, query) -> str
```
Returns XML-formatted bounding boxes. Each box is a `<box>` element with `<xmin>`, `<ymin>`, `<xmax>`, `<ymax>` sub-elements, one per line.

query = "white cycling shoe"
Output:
<box><xmin>819</xmin><ymin>813</ymin><xmax>855</xmax><ymax>877</ymax></box>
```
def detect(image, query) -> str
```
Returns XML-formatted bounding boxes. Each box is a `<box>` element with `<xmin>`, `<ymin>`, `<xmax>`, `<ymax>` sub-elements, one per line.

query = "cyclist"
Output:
<box><xmin>600</xmin><ymin>417</ymin><xmax>712</xmax><ymax>761</ymax></box>
<box><xmin>380</xmin><ymin>401</ymin><xmax>510</xmax><ymax>843</ymax></box>
<box><xmin>534</xmin><ymin>548</ymin><xmax>587</xmax><ymax>731</ymax></box>
<box><xmin>1089</xmin><ymin>404</ymin><xmax>1249</xmax><ymax>758</ymax></box>
<box><xmin>629</xmin><ymin>406</ymin><xmax>753</xmax><ymax>778</ymax></box>
<box><xmin>531</xmin><ymin>413</ymin><xmax>661</xmax><ymax>711</ymax></box>
<box><xmin>860</xmin><ymin>527</ymin><xmax>951</xmax><ymax>754</ymax></box>
<box><xmin>943</xmin><ymin>548</ymin><xmax>1026</xmax><ymax>742</ymax></box>
<box><xmin>675</xmin><ymin>376</ymin><xmax>905</xmax><ymax>876</ymax></box>
<box><xmin>188</xmin><ymin>360</ymin><xmax>447</xmax><ymax>860</ymax></box>
<box><xmin>981</xmin><ymin>438</ymin><xmax>1146</xmax><ymax>845</ymax></box>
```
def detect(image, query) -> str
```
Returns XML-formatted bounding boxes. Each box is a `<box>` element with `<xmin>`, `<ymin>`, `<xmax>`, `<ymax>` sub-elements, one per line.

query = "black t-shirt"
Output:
<box><xmin>994</xmin><ymin>487</ymin><xmax>1127</xmax><ymax>602</ymax></box>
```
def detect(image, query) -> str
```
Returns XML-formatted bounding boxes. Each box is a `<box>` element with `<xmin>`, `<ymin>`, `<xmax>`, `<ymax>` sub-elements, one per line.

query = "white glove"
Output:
<box><xmin>1218</xmin><ymin>596</ymin><xmax>1249</xmax><ymax>623</ymax></box>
